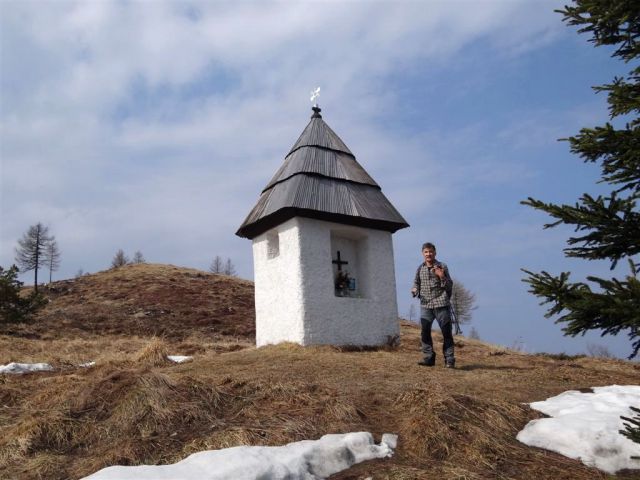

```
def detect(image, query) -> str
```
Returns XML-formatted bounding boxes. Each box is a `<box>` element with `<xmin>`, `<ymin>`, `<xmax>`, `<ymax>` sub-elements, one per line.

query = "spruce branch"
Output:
<box><xmin>523</xmin><ymin>1</ymin><xmax>640</xmax><ymax>359</ymax></box>
<box><xmin>620</xmin><ymin>406</ymin><xmax>640</xmax><ymax>453</ymax></box>
<box><xmin>522</xmin><ymin>267</ymin><xmax>640</xmax><ymax>358</ymax></box>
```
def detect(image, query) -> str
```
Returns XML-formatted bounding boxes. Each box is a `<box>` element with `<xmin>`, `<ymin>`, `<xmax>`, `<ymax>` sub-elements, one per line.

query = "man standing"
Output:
<box><xmin>411</xmin><ymin>242</ymin><xmax>455</xmax><ymax>368</ymax></box>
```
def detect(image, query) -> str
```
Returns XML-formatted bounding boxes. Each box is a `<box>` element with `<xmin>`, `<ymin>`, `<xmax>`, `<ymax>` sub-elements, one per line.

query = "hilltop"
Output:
<box><xmin>0</xmin><ymin>264</ymin><xmax>638</xmax><ymax>479</ymax></box>
<box><xmin>13</xmin><ymin>263</ymin><xmax>255</xmax><ymax>340</ymax></box>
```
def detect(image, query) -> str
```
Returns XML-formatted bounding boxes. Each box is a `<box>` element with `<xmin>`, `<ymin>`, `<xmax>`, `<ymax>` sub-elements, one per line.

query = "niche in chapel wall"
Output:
<box><xmin>330</xmin><ymin>231</ymin><xmax>368</xmax><ymax>298</ymax></box>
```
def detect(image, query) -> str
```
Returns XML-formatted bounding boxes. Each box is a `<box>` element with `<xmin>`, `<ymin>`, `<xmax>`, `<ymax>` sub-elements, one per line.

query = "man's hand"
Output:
<box><xmin>411</xmin><ymin>287</ymin><xmax>418</xmax><ymax>297</ymax></box>
<box><xmin>434</xmin><ymin>265</ymin><xmax>445</xmax><ymax>279</ymax></box>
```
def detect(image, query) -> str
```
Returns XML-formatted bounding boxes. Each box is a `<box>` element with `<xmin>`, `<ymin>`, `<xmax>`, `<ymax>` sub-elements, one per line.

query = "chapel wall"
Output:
<box><xmin>297</xmin><ymin>218</ymin><xmax>399</xmax><ymax>346</ymax></box>
<box><xmin>252</xmin><ymin>218</ymin><xmax>306</xmax><ymax>346</ymax></box>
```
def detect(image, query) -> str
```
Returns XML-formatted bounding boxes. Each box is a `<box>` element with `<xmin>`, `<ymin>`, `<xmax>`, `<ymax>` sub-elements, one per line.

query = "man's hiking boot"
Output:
<box><xmin>417</xmin><ymin>356</ymin><xmax>436</xmax><ymax>367</ymax></box>
<box><xmin>445</xmin><ymin>360</ymin><xmax>456</xmax><ymax>369</ymax></box>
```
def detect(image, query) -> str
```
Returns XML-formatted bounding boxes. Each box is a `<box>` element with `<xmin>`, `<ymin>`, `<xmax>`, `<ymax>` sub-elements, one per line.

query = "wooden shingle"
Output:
<box><xmin>236</xmin><ymin>106</ymin><xmax>409</xmax><ymax>239</ymax></box>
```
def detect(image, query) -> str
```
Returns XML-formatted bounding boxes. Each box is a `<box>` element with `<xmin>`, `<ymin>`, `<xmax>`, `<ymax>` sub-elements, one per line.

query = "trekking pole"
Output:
<box><xmin>450</xmin><ymin>306</ymin><xmax>462</xmax><ymax>335</ymax></box>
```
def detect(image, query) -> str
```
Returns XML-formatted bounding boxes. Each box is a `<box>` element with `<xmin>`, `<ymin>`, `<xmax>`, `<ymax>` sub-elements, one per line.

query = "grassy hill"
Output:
<box><xmin>0</xmin><ymin>263</ymin><xmax>638</xmax><ymax>479</ymax></box>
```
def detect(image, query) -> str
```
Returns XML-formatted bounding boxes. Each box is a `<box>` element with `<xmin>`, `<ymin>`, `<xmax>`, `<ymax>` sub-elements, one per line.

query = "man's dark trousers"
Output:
<box><xmin>420</xmin><ymin>306</ymin><xmax>455</xmax><ymax>363</ymax></box>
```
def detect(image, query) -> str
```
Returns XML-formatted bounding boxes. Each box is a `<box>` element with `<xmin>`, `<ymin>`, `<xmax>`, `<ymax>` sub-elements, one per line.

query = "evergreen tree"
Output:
<box><xmin>111</xmin><ymin>249</ymin><xmax>129</xmax><ymax>268</ymax></box>
<box><xmin>15</xmin><ymin>223</ymin><xmax>53</xmax><ymax>294</ymax></box>
<box><xmin>0</xmin><ymin>265</ymin><xmax>46</xmax><ymax>323</ymax></box>
<box><xmin>620</xmin><ymin>406</ymin><xmax>640</xmax><ymax>452</ymax></box>
<box><xmin>44</xmin><ymin>238</ymin><xmax>61</xmax><ymax>283</ymax></box>
<box><xmin>522</xmin><ymin>1</ymin><xmax>640</xmax><ymax>359</ymax></box>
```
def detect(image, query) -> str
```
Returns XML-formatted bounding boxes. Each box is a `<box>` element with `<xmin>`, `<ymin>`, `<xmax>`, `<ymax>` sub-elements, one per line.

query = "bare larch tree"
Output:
<box><xmin>210</xmin><ymin>256</ymin><xmax>224</xmax><ymax>274</ymax></box>
<box><xmin>15</xmin><ymin>223</ymin><xmax>53</xmax><ymax>293</ymax></box>
<box><xmin>223</xmin><ymin>258</ymin><xmax>236</xmax><ymax>276</ymax></box>
<box><xmin>44</xmin><ymin>238</ymin><xmax>61</xmax><ymax>283</ymax></box>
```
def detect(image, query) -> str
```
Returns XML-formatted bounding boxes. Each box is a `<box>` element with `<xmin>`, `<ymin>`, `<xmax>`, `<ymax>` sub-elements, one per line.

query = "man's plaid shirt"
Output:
<box><xmin>413</xmin><ymin>262</ymin><xmax>452</xmax><ymax>308</ymax></box>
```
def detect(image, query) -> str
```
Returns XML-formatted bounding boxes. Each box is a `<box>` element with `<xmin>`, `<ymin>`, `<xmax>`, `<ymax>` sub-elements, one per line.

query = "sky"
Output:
<box><xmin>4</xmin><ymin>362</ymin><xmax>639</xmax><ymax>477</ymax></box>
<box><xmin>0</xmin><ymin>0</ymin><xmax>636</xmax><ymax>358</ymax></box>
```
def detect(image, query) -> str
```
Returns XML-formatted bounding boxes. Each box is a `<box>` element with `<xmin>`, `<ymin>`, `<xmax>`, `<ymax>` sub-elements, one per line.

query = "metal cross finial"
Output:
<box><xmin>310</xmin><ymin>87</ymin><xmax>320</xmax><ymax>106</ymax></box>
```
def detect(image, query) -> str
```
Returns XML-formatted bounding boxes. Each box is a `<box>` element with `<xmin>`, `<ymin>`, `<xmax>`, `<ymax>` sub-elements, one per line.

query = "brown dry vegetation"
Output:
<box><xmin>0</xmin><ymin>263</ymin><xmax>638</xmax><ymax>480</ymax></box>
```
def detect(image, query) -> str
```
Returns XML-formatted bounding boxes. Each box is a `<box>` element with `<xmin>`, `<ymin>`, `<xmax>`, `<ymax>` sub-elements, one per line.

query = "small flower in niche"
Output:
<box><xmin>335</xmin><ymin>270</ymin><xmax>351</xmax><ymax>291</ymax></box>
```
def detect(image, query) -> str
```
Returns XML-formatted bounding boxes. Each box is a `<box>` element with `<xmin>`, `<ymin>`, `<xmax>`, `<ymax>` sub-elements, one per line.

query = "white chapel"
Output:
<box><xmin>236</xmin><ymin>104</ymin><xmax>409</xmax><ymax>347</ymax></box>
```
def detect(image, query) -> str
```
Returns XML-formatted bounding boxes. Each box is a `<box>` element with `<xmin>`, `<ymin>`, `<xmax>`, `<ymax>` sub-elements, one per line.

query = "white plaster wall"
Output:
<box><xmin>298</xmin><ymin>218</ymin><xmax>399</xmax><ymax>346</ymax></box>
<box><xmin>253</xmin><ymin>217</ymin><xmax>400</xmax><ymax>347</ymax></box>
<box><xmin>252</xmin><ymin>218</ymin><xmax>306</xmax><ymax>346</ymax></box>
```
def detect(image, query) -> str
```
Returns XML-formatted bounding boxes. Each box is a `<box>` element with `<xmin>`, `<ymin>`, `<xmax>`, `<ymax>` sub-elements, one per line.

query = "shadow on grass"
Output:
<box><xmin>457</xmin><ymin>363</ymin><xmax>536</xmax><ymax>371</ymax></box>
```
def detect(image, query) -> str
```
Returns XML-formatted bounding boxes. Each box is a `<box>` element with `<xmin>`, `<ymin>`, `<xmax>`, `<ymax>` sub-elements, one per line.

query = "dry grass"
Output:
<box><xmin>133</xmin><ymin>337</ymin><xmax>171</xmax><ymax>366</ymax></box>
<box><xmin>1</xmin><ymin>264</ymin><xmax>639</xmax><ymax>479</ymax></box>
<box><xmin>13</xmin><ymin>263</ymin><xmax>255</xmax><ymax>341</ymax></box>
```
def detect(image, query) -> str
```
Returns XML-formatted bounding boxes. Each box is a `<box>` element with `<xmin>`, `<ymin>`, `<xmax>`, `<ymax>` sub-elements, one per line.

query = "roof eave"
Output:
<box><xmin>235</xmin><ymin>207</ymin><xmax>410</xmax><ymax>240</ymax></box>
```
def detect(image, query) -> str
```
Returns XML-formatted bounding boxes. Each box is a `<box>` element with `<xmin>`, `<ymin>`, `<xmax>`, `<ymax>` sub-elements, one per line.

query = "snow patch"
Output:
<box><xmin>517</xmin><ymin>385</ymin><xmax>640</xmax><ymax>474</ymax></box>
<box><xmin>81</xmin><ymin>431</ymin><xmax>395</xmax><ymax>480</ymax></box>
<box><xmin>167</xmin><ymin>355</ymin><xmax>192</xmax><ymax>363</ymax></box>
<box><xmin>0</xmin><ymin>362</ymin><xmax>53</xmax><ymax>374</ymax></box>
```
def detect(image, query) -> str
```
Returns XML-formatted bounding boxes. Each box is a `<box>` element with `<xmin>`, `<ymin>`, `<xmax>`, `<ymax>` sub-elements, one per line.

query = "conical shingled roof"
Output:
<box><xmin>236</xmin><ymin>106</ymin><xmax>409</xmax><ymax>239</ymax></box>
<box><xmin>287</xmin><ymin>108</ymin><xmax>353</xmax><ymax>156</ymax></box>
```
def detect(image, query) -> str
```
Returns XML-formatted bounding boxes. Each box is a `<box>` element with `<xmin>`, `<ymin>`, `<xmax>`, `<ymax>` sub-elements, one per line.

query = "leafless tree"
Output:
<box><xmin>586</xmin><ymin>343</ymin><xmax>615</xmax><ymax>359</ymax></box>
<box><xmin>15</xmin><ymin>223</ymin><xmax>53</xmax><ymax>293</ymax></box>
<box><xmin>209</xmin><ymin>256</ymin><xmax>224</xmax><ymax>274</ymax></box>
<box><xmin>510</xmin><ymin>336</ymin><xmax>526</xmax><ymax>352</ymax></box>
<box><xmin>224</xmin><ymin>258</ymin><xmax>236</xmax><ymax>276</ymax></box>
<box><xmin>44</xmin><ymin>238</ymin><xmax>61</xmax><ymax>283</ymax></box>
<box><xmin>469</xmin><ymin>326</ymin><xmax>481</xmax><ymax>340</ymax></box>
<box><xmin>408</xmin><ymin>304</ymin><xmax>417</xmax><ymax>322</ymax></box>
<box><xmin>132</xmin><ymin>251</ymin><xmax>146</xmax><ymax>264</ymax></box>
<box><xmin>450</xmin><ymin>279</ymin><xmax>478</xmax><ymax>325</ymax></box>
<box><xmin>111</xmin><ymin>249</ymin><xmax>129</xmax><ymax>268</ymax></box>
